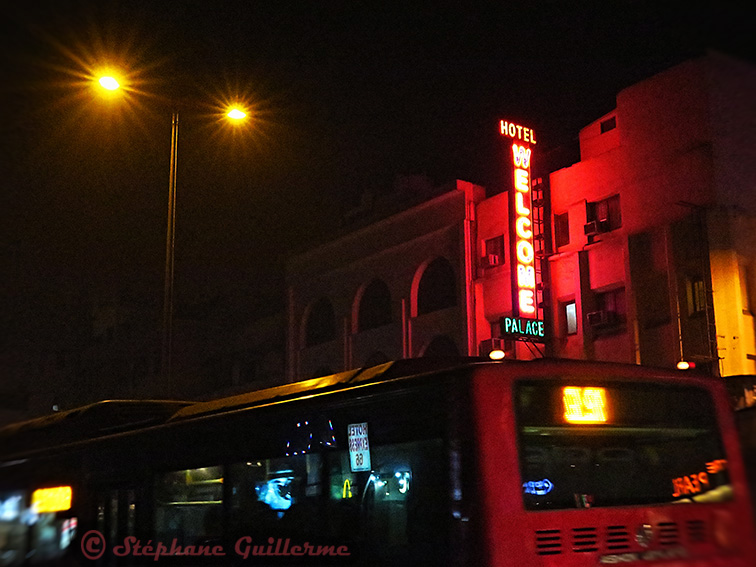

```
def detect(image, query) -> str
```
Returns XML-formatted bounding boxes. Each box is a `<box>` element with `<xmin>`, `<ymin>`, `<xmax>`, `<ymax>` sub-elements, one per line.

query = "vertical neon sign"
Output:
<box><xmin>501</xmin><ymin>120</ymin><xmax>537</xmax><ymax>317</ymax></box>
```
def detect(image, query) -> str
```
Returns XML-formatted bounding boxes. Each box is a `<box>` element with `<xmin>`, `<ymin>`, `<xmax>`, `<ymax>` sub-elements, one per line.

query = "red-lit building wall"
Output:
<box><xmin>548</xmin><ymin>52</ymin><xmax>756</xmax><ymax>376</ymax></box>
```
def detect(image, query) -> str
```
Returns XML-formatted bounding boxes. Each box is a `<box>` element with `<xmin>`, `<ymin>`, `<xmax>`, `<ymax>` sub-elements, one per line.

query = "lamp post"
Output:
<box><xmin>96</xmin><ymin>74</ymin><xmax>247</xmax><ymax>393</ymax></box>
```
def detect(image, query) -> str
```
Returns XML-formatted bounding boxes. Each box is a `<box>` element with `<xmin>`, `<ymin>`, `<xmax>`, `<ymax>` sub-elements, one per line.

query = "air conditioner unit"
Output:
<box><xmin>586</xmin><ymin>310</ymin><xmax>617</xmax><ymax>327</ymax></box>
<box><xmin>483</xmin><ymin>254</ymin><xmax>501</xmax><ymax>267</ymax></box>
<box><xmin>584</xmin><ymin>221</ymin><xmax>600</xmax><ymax>236</ymax></box>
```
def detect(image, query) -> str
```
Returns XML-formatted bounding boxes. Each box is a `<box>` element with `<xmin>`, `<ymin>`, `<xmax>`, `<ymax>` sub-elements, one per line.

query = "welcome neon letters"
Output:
<box><xmin>512</xmin><ymin>142</ymin><xmax>536</xmax><ymax>315</ymax></box>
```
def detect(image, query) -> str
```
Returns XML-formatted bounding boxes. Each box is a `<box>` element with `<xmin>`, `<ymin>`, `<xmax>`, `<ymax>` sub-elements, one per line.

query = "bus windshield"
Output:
<box><xmin>516</xmin><ymin>379</ymin><xmax>732</xmax><ymax>510</ymax></box>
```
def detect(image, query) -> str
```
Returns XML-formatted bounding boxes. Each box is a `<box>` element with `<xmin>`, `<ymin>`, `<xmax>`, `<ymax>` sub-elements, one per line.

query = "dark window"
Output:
<box><xmin>587</xmin><ymin>288</ymin><xmax>626</xmax><ymax>334</ymax></box>
<box><xmin>422</xmin><ymin>335</ymin><xmax>459</xmax><ymax>357</ymax></box>
<box><xmin>220</xmin><ymin>387</ymin><xmax>451</xmax><ymax>564</ymax></box>
<box><xmin>155</xmin><ymin>466</ymin><xmax>224</xmax><ymax>545</ymax></box>
<box><xmin>687</xmin><ymin>277</ymin><xmax>706</xmax><ymax>316</ymax></box>
<box><xmin>357</xmin><ymin>279</ymin><xmax>392</xmax><ymax>332</ymax></box>
<box><xmin>305</xmin><ymin>298</ymin><xmax>336</xmax><ymax>346</ymax></box>
<box><xmin>417</xmin><ymin>258</ymin><xmax>456</xmax><ymax>315</ymax></box>
<box><xmin>600</xmin><ymin>116</ymin><xmax>617</xmax><ymax>133</ymax></box>
<box><xmin>481</xmin><ymin>235</ymin><xmax>505</xmax><ymax>267</ymax></box>
<box><xmin>586</xmin><ymin>195</ymin><xmax>621</xmax><ymax>239</ymax></box>
<box><xmin>554</xmin><ymin>212</ymin><xmax>570</xmax><ymax>248</ymax></box>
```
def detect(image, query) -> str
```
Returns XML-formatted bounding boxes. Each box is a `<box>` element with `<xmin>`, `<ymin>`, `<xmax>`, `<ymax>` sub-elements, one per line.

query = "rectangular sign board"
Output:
<box><xmin>348</xmin><ymin>422</ymin><xmax>371</xmax><ymax>472</ymax></box>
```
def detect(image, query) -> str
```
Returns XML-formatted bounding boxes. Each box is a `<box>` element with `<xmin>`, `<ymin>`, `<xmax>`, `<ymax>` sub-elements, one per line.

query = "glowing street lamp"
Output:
<box><xmin>98</xmin><ymin>76</ymin><xmax>120</xmax><ymax>91</ymax></box>
<box><xmin>95</xmin><ymin>74</ymin><xmax>248</xmax><ymax>391</ymax></box>
<box><xmin>227</xmin><ymin>108</ymin><xmax>246</xmax><ymax>120</ymax></box>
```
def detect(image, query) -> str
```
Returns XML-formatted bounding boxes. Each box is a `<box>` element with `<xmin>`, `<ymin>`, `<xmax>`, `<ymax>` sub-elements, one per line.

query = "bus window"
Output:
<box><xmin>326</xmin><ymin>437</ymin><xmax>446</xmax><ymax>563</ymax></box>
<box><xmin>227</xmin><ymin>453</ymin><xmax>322</xmax><ymax>540</ymax></box>
<box><xmin>154</xmin><ymin>466</ymin><xmax>223</xmax><ymax>545</ymax></box>
<box><xmin>516</xmin><ymin>381</ymin><xmax>732</xmax><ymax>509</ymax></box>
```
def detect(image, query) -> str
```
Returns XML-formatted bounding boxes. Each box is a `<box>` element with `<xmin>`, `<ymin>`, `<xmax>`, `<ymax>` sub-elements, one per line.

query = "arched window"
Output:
<box><xmin>422</xmin><ymin>335</ymin><xmax>460</xmax><ymax>358</ymax></box>
<box><xmin>417</xmin><ymin>257</ymin><xmax>457</xmax><ymax>315</ymax></box>
<box><xmin>305</xmin><ymin>298</ymin><xmax>336</xmax><ymax>347</ymax></box>
<box><xmin>357</xmin><ymin>279</ymin><xmax>392</xmax><ymax>332</ymax></box>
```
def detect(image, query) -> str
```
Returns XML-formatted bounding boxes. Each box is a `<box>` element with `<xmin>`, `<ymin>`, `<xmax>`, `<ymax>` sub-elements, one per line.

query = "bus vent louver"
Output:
<box><xmin>534</xmin><ymin>529</ymin><xmax>562</xmax><ymax>555</ymax></box>
<box><xmin>571</xmin><ymin>527</ymin><xmax>599</xmax><ymax>552</ymax></box>
<box><xmin>686</xmin><ymin>519</ymin><xmax>707</xmax><ymax>543</ymax></box>
<box><xmin>605</xmin><ymin>525</ymin><xmax>631</xmax><ymax>551</ymax></box>
<box><xmin>657</xmin><ymin>522</ymin><xmax>679</xmax><ymax>546</ymax></box>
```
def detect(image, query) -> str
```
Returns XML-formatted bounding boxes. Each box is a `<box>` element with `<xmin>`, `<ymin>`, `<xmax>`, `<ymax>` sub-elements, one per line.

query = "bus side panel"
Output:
<box><xmin>709</xmin><ymin>381</ymin><xmax>756</xmax><ymax>559</ymax></box>
<box><xmin>471</xmin><ymin>366</ymin><xmax>529</xmax><ymax>567</ymax></box>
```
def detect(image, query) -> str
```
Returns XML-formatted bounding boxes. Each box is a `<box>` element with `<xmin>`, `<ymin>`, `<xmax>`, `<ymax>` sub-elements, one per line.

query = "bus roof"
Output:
<box><xmin>0</xmin><ymin>399</ymin><xmax>192</xmax><ymax>458</ymax></box>
<box><xmin>169</xmin><ymin>357</ymin><xmax>487</xmax><ymax>422</ymax></box>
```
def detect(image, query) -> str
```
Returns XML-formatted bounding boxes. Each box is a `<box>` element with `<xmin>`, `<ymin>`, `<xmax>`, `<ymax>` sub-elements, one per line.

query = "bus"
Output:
<box><xmin>1</xmin><ymin>358</ymin><xmax>754</xmax><ymax>566</ymax></box>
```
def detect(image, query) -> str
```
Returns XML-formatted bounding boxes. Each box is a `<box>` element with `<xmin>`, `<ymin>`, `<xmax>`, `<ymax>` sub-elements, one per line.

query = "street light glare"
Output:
<box><xmin>99</xmin><ymin>76</ymin><xmax>120</xmax><ymax>91</ymax></box>
<box><xmin>227</xmin><ymin>108</ymin><xmax>246</xmax><ymax>120</ymax></box>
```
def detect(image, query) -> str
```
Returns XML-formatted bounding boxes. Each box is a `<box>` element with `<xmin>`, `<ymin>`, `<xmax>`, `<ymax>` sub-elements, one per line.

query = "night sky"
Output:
<box><xmin>1</xmin><ymin>1</ymin><xmax>753</xmax><ymax>377</ymax></box>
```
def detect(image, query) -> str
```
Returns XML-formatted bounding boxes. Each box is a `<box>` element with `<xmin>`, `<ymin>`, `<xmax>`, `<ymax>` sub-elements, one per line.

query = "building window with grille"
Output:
<box><xmin>587</xmin><ymin>287</ymin><xmax>626</xmax><ymax>335</ymax></box>
<box><xmin>686</xmin><ymin>277</ymin><xmax>706</xmax><ymax>316</ymax></box>
<box><xmin>585</xmin><ymin>195</ymin><xmax>621</xmax><ymax>239</ymax></box>
<box><xmin>554</xmin><ymin>212</ymin><xmax>570</xmax><ymax>249</ymax></box>
<box><xmin>481</xmin><ymin>235</ymin><xmax>505</xmax><ymax>268</ymax></box>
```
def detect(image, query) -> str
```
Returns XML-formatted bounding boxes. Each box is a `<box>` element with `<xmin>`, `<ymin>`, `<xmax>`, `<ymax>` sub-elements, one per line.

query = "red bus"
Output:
<box><xmin>0</xmin><ymin>358</ymin><xmax>754</xmax><ymax>566</ymax></box>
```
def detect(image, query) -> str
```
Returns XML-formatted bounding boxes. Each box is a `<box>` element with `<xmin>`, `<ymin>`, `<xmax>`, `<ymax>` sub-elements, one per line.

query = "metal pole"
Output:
<box><xmin>162</xmin><ymin>110</ymin><xmax>179</xmax><ymax>393</ymax></box>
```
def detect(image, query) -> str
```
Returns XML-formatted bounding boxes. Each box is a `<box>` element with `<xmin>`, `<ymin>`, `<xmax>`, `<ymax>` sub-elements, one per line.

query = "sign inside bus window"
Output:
<box><xmin>523</xmin><ymin>478</ymin><xmax>553</xmax><ymax>496</ymax></box>
<box><xmin>562</xmin><ymin>387</ymin><xmax>608</xmax><ymax>423</ymax></box>
<box><xmin>347</xmin><ymin>422</ymin><xmax>371</xmax><ymax>472</ymax></box>
<box><xmin>31</xmin><ymin>486</ymin><xmax>72</xmax><ymax>513</ymax></box>
<box><xmin>672</xmin><ymin>460</ymin><xmax>728</xmax><ymax>498</ymax></box>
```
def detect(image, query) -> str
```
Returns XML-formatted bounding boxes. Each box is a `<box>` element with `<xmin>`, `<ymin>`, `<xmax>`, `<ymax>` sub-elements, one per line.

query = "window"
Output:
<box><xmin>587</xmin><ymin>288</ymin><xmax>626</xmax><ymax>333</ymax></box>
<box><xmin>416</xmin><ymin>258</ymin><xmax>456</xmax><ymax>315</ymax></box>
<box><xmin>221</xmin><ymin>388</ymin><xmax>450</xmax><ymax>564</ymax></box>
<box><xmin>481</xmin><ymin>235</ymin><xmax>505</xmax><ymax>268</ymax></box>
<box><xmin>585</xmin><ymin>195</ymin><xmax>621</xmax><ymax>238</ymax></box>
<box><xmin>554</xmin><ymin>213</ymin><xmax>570</xmax><ymax>249</ymax></box>
<box><xmin>155</xmin><ymin>466</ymin><xmax>224</xmax><ymax>545</ymax></box>
<box><xmin>357</xmin><ymin>279</ymin><xmax>392</xmax><ymax>332</ymax></box>
<box><xmin>563</xmin><ymin>300</ymin><xmax>577</xmax><ymax>335</ymax></box>
<box><xmin>686</xmin><ymin>277</ymin><xmax>706</xmax><ymax>316</ymax></box>
<box><xmin>305</xmin><ymin>298</ymin><xmax>336</xmax><ymax>346</ymax></box>
<box><xmin>516</xmin><ymin>381</ymin><xmax>731</xmax><ymax>510</ymax></box>
<box><xmin>600</xmin><ymin>116</ymin><xmax>617</xmax><ymax>134</ymax></box>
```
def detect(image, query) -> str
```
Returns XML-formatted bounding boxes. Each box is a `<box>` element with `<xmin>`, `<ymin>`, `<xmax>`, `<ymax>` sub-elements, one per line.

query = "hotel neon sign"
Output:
<box><xmin>501</xmin><ymin>120</ymin><xmax>538</xmax><ymax>317</ymax></box>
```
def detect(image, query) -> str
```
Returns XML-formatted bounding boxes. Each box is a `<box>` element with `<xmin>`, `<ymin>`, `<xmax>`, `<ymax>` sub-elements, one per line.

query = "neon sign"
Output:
<box><xmin>500</xmin><ymin>120</ymin><xmax>537</xmax><ymax>145</ymax></box>
<box><xmin>502</xmin><ymin>316</ymin><xmax>544</xmax><ymax>340</ymax></box>
<box><xmin>508</xmin><ymin>133</ymin><xmax>537</xmax><ymax>316</ymax></box>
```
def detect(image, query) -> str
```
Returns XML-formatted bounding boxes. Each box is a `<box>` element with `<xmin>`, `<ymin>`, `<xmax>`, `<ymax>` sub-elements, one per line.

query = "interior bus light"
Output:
<box><xmin>31</xmin><ymin>486</ymin><xmax>72</xmax><ymax>513</ymax></box>
<box><xmin>562</xmin><ymin>387</ymin><xmax>608</xmax><ymax>423</ymax></box>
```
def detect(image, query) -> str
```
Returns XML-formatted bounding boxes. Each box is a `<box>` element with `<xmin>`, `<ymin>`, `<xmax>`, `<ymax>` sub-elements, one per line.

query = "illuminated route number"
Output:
<box><xmin>562</xmin><ymin>387</ymin><xmax>608</xmax><ymax>424</ymax></box>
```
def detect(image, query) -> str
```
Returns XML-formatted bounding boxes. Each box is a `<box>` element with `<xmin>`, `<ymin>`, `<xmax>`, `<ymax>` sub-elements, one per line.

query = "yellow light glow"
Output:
<box><xmin>98</xmin><ymin>76</ymin><xmax>120</xmax><ymax>91</ymax></box>
<box><xmin>227</xmin><ymin>108</ymin><xmax>246</xmax><ymax>120</ymax></box>
<box><xmin>677</xmin><ymin>361</ymin><xmax>691</xmax><ymax>370</ymax></box>
<box><xmin>489</xmin><ymin>349</ymin><xmax>506</xmax><ymax>360</ymax></box>
<box><xmin>563</xmin><ymin>387</ymin><xmax>608</xmax><ymax>423</ymax></box>
<box><xmin>31</xmin><ymin>486</ymin><xmax>72</xmax><ymax>513</ymax></box>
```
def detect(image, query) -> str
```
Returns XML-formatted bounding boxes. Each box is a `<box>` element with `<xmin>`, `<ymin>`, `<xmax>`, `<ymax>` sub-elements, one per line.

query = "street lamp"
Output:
<box><xmin>96</xmin><ymin>75</ymin><xmax>248</xmax><ymax>393</ymax></box>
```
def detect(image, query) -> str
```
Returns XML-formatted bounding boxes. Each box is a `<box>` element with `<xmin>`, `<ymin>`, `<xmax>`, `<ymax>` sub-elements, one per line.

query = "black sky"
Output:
<box><xmin>1</xmin><ymin>1</ymin><xmax>753</xmax><ymax>356</ymax></box>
